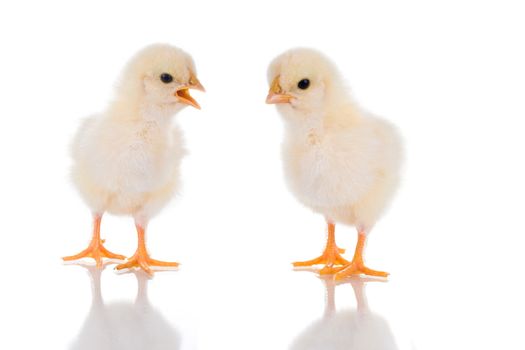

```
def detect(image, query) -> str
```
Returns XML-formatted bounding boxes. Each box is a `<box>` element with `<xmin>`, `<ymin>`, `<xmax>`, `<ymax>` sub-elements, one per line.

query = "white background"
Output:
<box><xmin>1</xmin><ymin>1</ymin><xmax>524</xmax><ymax>349</ymax></box>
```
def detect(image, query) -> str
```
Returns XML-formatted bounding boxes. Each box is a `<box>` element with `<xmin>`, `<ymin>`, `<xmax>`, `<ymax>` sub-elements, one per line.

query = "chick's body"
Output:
<box><xmin>72</xmin><ymin>111</ymin><xmax>185</xmax><ymax>220</ymax></box>
<box><xmin>267</xmin><ymin>48</ymin><xmax>402</xmax><ymax>279</ymax></box>
<box><xmin>64</xmin><ymin>44</ymin><xmax>204</xmax><ymax>274</ymax></box>
<box><xmin>282</xmin><ymin>110</ymin><xmax>401</xmax><ymax>231</ymax></box>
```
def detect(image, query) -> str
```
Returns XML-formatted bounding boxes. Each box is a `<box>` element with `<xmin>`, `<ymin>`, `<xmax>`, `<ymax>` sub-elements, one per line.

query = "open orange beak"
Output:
<box><xmin>175</xmin><ymin>74</ymin><xmax>205</xmax><ymax>109</ymax></box>
<box><xmin>266</xmin><ymin>75</ymin><xmax>293</xmax><ymax>104</ymax></box>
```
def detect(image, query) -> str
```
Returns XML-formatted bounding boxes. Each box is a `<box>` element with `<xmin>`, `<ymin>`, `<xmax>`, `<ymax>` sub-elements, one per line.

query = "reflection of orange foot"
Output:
<box><xmin>63</xmin><ymin>215</ymin><xmax>125</xmax><ymax>268</ymax></box>
<box><xmin>334</xmin><ymin>261</ymin><xmax>388</xmax><ymax>280</ymax></box>
<box><xmin>293</xmin><ymin>223</ymin><xmax>349</xmax><ymax>274</ymax></box>
<box><xmin>115</xmin><ymin>223</ymin><xmax>178</xmax><ymax>275</ymax></box>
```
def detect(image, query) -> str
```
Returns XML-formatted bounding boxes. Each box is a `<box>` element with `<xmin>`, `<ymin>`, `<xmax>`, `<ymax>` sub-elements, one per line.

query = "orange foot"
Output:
<box><xmin>293</xmin><ymin>247</ymin><xmax>349</xmax><ymax>274</ymax></box>
<box><xmin>63</xmin><ymin>215</ymin><xmax>125</xmax><ymax>268</ymax></box>
<box><xmin>63</xmin><ymin>239</ymin><xmax>126</xmax><ymax>268</ymax></box>
<box><xmin>115</xmin><ymin>252</ymin><xmax>179</xmax><ymax>275</ymax></box>
<box><xmin>334</xmin><ymin>261</ymin><xmax>389</xmax><ymax>280</ymax></box>
<box><xmin>293</xmin><ymin>223</ymin><xmax>349</xmax><ymax>274</ymax></box>
<box><xmin>115</xmin><ymin>224</ymin><xmax>178</xmax><ymax>275</ymax></box>
<box><xmin>334</xmin><ymin>232</ymin><xmax>389</xmax><ymax>280</ymax></box>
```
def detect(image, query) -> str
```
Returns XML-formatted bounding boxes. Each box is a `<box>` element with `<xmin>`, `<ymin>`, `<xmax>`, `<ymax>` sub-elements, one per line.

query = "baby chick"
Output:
<box><xmin>266</xmin><ymin>48</ymin><xmax>402</xmax><ymax>280</ymax></box>
<box><xmin>63</xmin><ymin>44</ymin><xmax>204</xmax><ymax>274</ymax></box>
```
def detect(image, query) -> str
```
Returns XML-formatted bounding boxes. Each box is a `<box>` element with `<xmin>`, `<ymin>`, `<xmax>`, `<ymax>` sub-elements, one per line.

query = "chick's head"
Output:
<box><xmin>266</xmin><ymin>48</ymin><xmax>345</xmax><ymax>116</ymax></box>
<box><xmin>118</xmin><ymin>44</ymin><xmax>204</xmax><ymax>109</ymax></box>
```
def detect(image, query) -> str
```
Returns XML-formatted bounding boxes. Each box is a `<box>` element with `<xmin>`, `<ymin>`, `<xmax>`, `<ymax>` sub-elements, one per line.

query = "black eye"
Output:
<box><xmin>297</xmin><ymin>78</ymin><xmax>310</xmax><ymax>90</ymax></box>
<box><xmin>160</xmin><ymin>73</ymin><xmax>173</xmax><ymax>83</ymax></box>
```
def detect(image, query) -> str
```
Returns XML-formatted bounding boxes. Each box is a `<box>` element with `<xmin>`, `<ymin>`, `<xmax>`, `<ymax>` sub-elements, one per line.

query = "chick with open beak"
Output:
<box><xmin>175</xmin><ymin>73</ymin><xmax>205</xmax><ymax>109</ymax></box>
<box><xmin>64</xmin><ymin>44</ymin><xmax>206</xmax><ymax>275</ymax></box>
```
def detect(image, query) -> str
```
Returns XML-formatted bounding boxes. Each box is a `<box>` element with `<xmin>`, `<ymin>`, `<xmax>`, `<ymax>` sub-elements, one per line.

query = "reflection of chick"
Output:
<box><xmin>289</xmin><ymin>277</ymin><xmax>397</xmax><ymax>350</ymax></box>
<box><xmin>267</xmin><ymin>48</ymin><xmax>402</xmax><ymax>279</ymax></box>
<box><xmin>68</xmin><ymin>265</ymin><xmax>180</xmax><ymax>350</ymax></box>
<box><xmin>63</xmin><ymin>44</ymin><xmax>204</xmax><ymax>274</ymax></box>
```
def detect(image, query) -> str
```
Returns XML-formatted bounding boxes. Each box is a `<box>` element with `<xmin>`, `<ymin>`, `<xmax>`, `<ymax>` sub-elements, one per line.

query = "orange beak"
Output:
<box><xmin>175</xmin><ymin>74</ymin><xmax>205</xmax><ymax>109</ymax></box>
<box><xmin>266</xmin><ymin>76</ymin><xmax>293</xmax><ymax>104</ymax></box>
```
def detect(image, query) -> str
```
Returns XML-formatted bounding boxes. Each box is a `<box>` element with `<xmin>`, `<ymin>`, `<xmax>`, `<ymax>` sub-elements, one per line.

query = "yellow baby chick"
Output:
<box><xmin>266</xmin><ymin>48</ymin><xmax>402</xmax><ymax>280</ymax></box>
<box><xmin>63</xmin><ymin>44</ymin><xmax>204</xmax><ymax>275</ymax></box>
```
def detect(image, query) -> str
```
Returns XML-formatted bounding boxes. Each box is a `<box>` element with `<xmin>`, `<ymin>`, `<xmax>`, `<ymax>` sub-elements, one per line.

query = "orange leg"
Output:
<box><xmin>63</xmin><ymin>214</ymin><xmax>125</xmax><ymax>268</ymax></box>
<box><xmin>293</xmin><ymin>222</ymin><xmax>350</xmax><ymax>274</ymax></box>
<box><xmin>334</xmin><ymin>231</ymin><xmax>388</xmax><ymax>280</ymax></box>
<box><xmin>115</xmin><ymin>224</ymin><xmax>178</xmax><ymax>275</ymax></box>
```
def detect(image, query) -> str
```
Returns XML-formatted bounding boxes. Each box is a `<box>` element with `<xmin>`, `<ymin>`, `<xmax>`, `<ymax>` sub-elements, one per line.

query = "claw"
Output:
<box><xmin>293</xmin><ymin>222</ymin><xmax>349</xmax><ymax>270</ymax></box>
<box><xmin>63</xmin><ymin>215</ymin><xmax>124</xmax><ymax>267</ymax></box>
<box><xmin>115</xmin><ymin>253</ymin><xmax>179</xmax><ymax>275</ymax></box>
<box><xmin>115</xmin><ymin>223</ymin><xmax>179</xmax><ymax>275</ymax></box>
<box><xmin>292</xmin><ymin>223</ymin><xmax>389</xmax><ymax>280</ymax></box>
<box><xmin>335</xmin><ymin>262</ymin><xmax>389</xmax><ymax>280</ymax></box>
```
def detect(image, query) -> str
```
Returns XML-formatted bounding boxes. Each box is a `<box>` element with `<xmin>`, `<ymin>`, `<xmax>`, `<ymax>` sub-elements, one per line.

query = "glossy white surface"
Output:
<box><xmin>1</xmin><ymin>1</ymin><xmax>525</xmax><ymax>349</ymax></box>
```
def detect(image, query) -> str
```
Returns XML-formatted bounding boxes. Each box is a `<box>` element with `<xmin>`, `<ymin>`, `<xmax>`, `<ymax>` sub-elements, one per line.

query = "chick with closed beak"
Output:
<box><xmin>266</xmin><ymin>48</ymin><xmax>402</xmax><ymax>280</ymax></box>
